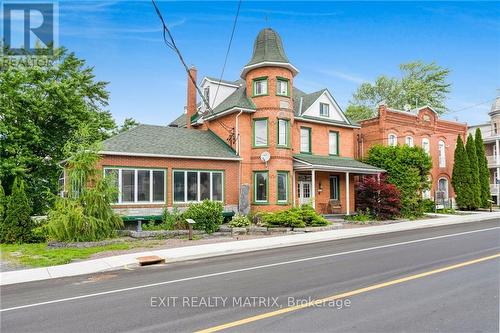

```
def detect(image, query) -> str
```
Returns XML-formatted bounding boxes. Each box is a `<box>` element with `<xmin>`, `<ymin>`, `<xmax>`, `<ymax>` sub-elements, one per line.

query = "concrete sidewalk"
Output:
<box><xmin>1</xmin><ymin>212</ymin><xmax>499</xmax><ymax>286</ymax></box>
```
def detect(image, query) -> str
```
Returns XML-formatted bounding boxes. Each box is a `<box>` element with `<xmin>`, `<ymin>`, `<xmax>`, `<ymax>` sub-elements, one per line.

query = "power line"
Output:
<box><xmin>211</xmin><ymin>0</ymin><xmax>242</xmax><ymax>110</ymax></box>
<box><xmin>446</xmin><ymin>98</ymin><xmax>496</xmax><ymax>114</ymax></box>
<box><xmin>151</xmin><ymin>0</ymin><xmax>232</xmax><ymax>133</ymax></box>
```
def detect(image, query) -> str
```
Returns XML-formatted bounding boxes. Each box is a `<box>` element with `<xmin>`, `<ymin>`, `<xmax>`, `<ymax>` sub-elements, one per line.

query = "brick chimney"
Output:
<box><xmin>186</xmin><ymin>66</ymin><xmax>197</xmax><ymax>129</ymax></box>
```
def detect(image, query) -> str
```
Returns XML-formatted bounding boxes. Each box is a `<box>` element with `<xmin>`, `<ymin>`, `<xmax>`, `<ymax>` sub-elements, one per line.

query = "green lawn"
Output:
<box><xmin>0</xmin><ymin>243</ymin><xmax>132</xmax><ymax>268</ymax></box>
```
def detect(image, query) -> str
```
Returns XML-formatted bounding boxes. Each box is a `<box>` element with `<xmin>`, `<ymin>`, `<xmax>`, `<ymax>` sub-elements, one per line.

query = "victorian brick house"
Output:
<box><xmin>98</xmin><ymin>28</ymin><xmax>382</xmax><ymax>218</ymax></box>
<box><xmin>468</xmin><ymin>96</ymin><xmax>500</xmax><ymax>204</ymax></box>
<box><xmin>356</xmin><ymin>104</ymin><xmax>467</xmax><ymax>204</ymax></box>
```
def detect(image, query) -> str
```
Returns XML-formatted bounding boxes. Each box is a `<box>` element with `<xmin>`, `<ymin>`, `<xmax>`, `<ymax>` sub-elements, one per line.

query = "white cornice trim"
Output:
<box><xmin>240</xmin><ymin>61</ymin><xmax>299</xmax><ymax>78</ymax></box>
<box><xmin>292</xmin><ymin>161</ymin><xmax>384</xmax><ymax>174</ymax></box>
<box><xmin>294</xmin><ymin>116</ymin><xmax>361</xmax><ymax>129</ymax></box>
<box><xmin>202</xmin><ymin>77</ymin><xmax>240</xmax><ymax>88</ymax></box>
<box><xmin>202</xmin><ymin>107</ymin><xmax>255</xmax><ymax>121</ymax></box>
<box><xmin>100</xmin><ymin>151</ymin><xmax>242</xmax><ymax>161</ymax></box>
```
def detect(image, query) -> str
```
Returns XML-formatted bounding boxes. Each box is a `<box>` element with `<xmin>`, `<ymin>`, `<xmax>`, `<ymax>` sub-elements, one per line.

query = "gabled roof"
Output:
<box><xmin>102</xmin><ymin>125</ymin><xmax>239</xmax><ymax>160</ymax></box>
<box><xmin>203</xmin><ymin>77</ymin><xmax>240</xmax><ymax>87</ymax></box>
<box><xmin>293</xmin><ymin>154</ymin><xmax>384</xmax><ymax>174</ymax></box>
<box><xmin>169</xmin><ymin>113</ymin><xmax>187</xmax><ymax>127</ymax></box>
<box><xmin>204</xmin><ymin>85</ymin><xmax>256</xmax><ymax>119</ymax></box>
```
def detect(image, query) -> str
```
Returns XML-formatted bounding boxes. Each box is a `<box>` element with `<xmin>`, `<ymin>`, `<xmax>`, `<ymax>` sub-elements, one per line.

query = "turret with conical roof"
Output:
<box><xmin>241</xmin><ymin>28</ymin><xmax>298</xmax><ymax>78</ymax></box>
<box><xmin>489</xmin><ymin>96</ymin><xmax>500</xmax><ymax>117</ymax></box>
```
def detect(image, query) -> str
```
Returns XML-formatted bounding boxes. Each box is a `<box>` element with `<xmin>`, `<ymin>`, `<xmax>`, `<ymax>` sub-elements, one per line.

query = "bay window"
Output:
<box><xmin>253</xmin><ymin>77</ymin><xmax>268</xmax><ymax>96</ymax></box>
<box><xmin>253</xmin><ymin>118</ymin><xmax>268</xmax><ymax>147</ymax></box>
<box><xmin>254</xmin><ymin>171</ymin><xmax>268</xmax><ymax>203</ymax></box>
<box><xmin>277</xmin><ymin>171</ymin><xmax>288</xmax><ymax>203</ymax></box>
<box><xmin>277</xmin><ymin>119</ymin><xmax>290</xmax><ymax>147</ymax></box>
<box><xmin>276</xmin><ymin>78</ymin><xmax>289</xmax><ymax>96</ymax></box>
<box><xmin>104</xmin><ymin>168</ymin><xmax>166</xmax><ymax>204</ymax></box>
<box><xmin>173</xmin><ymin>170</ymin><xmax>224</xmax><ymax>203</ymax></box>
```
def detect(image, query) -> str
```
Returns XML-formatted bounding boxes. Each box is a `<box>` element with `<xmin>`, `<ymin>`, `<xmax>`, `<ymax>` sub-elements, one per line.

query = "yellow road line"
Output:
<box><xmin>195</xmin><ymin>253</ymin><xmax>500</xmax><ymax>333</ymax></box>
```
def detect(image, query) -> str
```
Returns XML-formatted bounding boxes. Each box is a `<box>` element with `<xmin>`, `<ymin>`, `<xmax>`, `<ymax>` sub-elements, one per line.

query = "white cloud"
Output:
<box><xmin>320</xmin><ymin>69</ymin><xmax>369</xmax><ymax>84</ymax></box>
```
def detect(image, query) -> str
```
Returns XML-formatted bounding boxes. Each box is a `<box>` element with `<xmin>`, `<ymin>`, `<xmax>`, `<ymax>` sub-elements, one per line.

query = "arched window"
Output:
<box><xmin>388</xmin><ymin>133</ymin><xmax>397</xmax><ymax>147</ymax></box>
<box><xmin>405</xmin><ymin>136</ymin><xmax>414</xmax><ymax>147</ymax></box>
<box><xmin>438</xmin><ymin>140</ymin><xmax>446</xmax><ymax>167</ymax></box>
<box><xmin>438</xmin><ymin>178</ymin><xmax>449</xmax><ymax>199</ymax></box>
<box><xmin>422</xmin><ymin>138</ymin><xmax>430</xmax><ymax>155</ymax></box>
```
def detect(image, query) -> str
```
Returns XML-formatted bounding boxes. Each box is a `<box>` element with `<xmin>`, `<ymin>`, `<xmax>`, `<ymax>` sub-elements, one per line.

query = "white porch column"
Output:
<box><xmin>311</xmin><ymin>169</ymin><xmax>316</xmax><ymax>209</ymax></box>
<box><xmin>497</xmin><ymin>167</ymin><xmax>500</xmax><ymax>206</ymax></box>
<box><xmin>346</xmin><ymin>172</ymin><xmax>350</xmax><ymax>215</ymax></box>
<box><xmin>496</xmin><ymin>139</ymin><xmax>500</xmax><ymax>165</ymax></box>
<box><xmin>292</xmin><ymin>171</ymin><xmax>296</xmax><ymax>207</ymax></box>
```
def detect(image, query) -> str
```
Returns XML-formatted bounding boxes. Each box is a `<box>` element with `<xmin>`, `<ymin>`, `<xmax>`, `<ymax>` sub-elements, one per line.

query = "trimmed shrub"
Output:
<box><xmin>299</xmin><ymin>205</ymin><xmax>329</xmax><ymax>226</ymax></box>
<box><xmin>183</xmin><ymin>200</ymin><xmax>224</xmax><ymax>234</ymax></box>
<box><xmin>422</xmin><ymin>199</ymin><xmax>435</xmax><ymax>213</ymax></box>
<box><xmin>0</xmin><ymin>177</ymin><xmax>34</xmax><ymax>243</ymax></box>
<box><xmin>344</xmin><ymin>208</ymin><xmax>372</xmax><ymax>224</ymax></box>
<box><xmin>356</xmin><ymin>175</ymin><xmax>401</xmax><ymax>220</ymax></box>
<box><xmin>261</xmin><ymin>205</ymin><xmax>329</xmax><ymax>228</ymax></box>
<box><xmin>229</xmin><ymin>214</ymin><xmax>251</xmax><ymax>228</ymax></box>
<box><xmin>262</xmin><ymin>208</ymin><xmax>305</xmax><ymax>228</ymax></box>
<box><xmin>163</xmin><ymin>206</ymin><xmax>185</xmax><ymax>230</ymax></box>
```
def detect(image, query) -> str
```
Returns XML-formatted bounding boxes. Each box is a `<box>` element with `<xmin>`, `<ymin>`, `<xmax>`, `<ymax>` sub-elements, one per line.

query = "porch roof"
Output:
<box><xmin>293</xmin><ymin>154</ymin><xmax>384</xmax><ymax>174</ymax></box>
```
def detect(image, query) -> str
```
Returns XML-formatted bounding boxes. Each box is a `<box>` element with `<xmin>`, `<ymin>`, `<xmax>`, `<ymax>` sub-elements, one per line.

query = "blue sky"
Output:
<box><xmin>57</xmin><ymin>1</ymin><xmax>500</xmax><ymax>126</ymax></box>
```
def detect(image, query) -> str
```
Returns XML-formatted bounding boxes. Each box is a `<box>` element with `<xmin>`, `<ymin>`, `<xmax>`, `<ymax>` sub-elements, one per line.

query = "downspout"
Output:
<box><xmin>235</xmin><ymin>109</ymin><xmax>244</xmax><ymax>212</ymax></box>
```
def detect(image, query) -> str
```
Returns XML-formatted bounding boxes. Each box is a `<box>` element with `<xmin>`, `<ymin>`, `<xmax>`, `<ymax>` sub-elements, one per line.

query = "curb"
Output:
<box><xmin>1</xmin><ymin>212</ymin><xmax>499</xmax><ymax>286</ymax></box>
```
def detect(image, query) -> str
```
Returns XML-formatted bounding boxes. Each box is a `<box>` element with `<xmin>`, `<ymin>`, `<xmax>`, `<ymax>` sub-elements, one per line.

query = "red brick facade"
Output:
<box><xmin>356</xmin><ymin>104</ymin><xmax>467</xmax><ymax>200</ymax></box>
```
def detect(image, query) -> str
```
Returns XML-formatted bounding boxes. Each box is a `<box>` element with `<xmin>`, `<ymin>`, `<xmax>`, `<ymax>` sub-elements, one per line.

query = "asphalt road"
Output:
<box><xmin>1</xmin><ymin>219</ymin><xmax>499</xmax><ymax>333</ymax></box>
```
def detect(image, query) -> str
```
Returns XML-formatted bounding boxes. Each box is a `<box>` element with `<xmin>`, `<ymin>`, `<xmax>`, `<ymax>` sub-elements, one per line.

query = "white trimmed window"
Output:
<box><xmin>438</xmin><ymin>140</ymin><xmax>446</xmax><ymax>167</ymax></box>
<box><xmin>329</xmin><ymin>131</ymin><xmax>339</xmax><ymax>155</ymax></box>
<box><xmin>422</xmin><ymin>138</ymin><xmax>430</xmax><ymax>154</ymax></box>
<box><xmin>104</xmin><ymin>168</ymin><xmax>165</xmax><ymax>204</ymax></box>
<box><xmin>300</xmin><ymin>127</ymin><xmax>311</xmax><ymax>153</ymax></box>
<box><xmin>253</xmin><ymin>78</ymin><xmax>268</xmax><ymax>96</ymax></box>
<box><xmin>253</xmin><ymin>119</ymin><xmax>268</xmax><ymax>147</ymax></box>
<box><xmin>254</xmin><ymin>171</ymin><xmax>269</xmax><ymax>203</ymax></box>
<box><xmin>405</xmin><ymin>136</ymin><xmax>414</xmax><ymax>147</ymax></box>
<box><xmin>276</xmin><ymin>78</ymin><xmax>289</xmax><ymax>96</ymax></box>
<box><xmin>320</xmin><ymin>103</ymin><xmax>330</xmax><ymax>117</ymax></box>
<box><xmin>388</xmin><ymin>133</ymin><xmax>397</xmax><ymax>147</ymax></box>
<box><xmin>173</xmin><ymin>170</ymin><xmax>223</xmax><ymax>203</ymax></box>
<box><xmin>277</xmin><ymin>119</ymin><xmax>289</xmax><ymax>147</ymax></box>
<box><xmin>277</xmin><ymin>172</ymin><xmax>288</xmax><ymax>203</ymax></box>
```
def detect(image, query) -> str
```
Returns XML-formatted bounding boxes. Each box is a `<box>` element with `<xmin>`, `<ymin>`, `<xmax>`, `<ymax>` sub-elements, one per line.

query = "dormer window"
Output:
<box><xmin>320</xmin><ymin>103</ymin><xmax>330</xmax><ymax>117</ymax></box>
<box><xmin>253</xmin><ymin>77</ymin><xmax>268</xmax><ymax>96</ymax></box>
<box><xmin>276</xmin><ymin>77</ymin><xmax>289</xmax><ymax>97</ymax></box>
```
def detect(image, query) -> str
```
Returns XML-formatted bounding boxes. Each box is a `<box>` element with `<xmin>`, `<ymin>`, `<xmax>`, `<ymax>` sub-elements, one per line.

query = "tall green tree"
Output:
<box><xmin>0</xmin><ymin>177</ymin><xmax>34</xmax><ymax>243</ymax></box>
<box><xmin>452</xmin><ymin>135</ymin><xmax>473</xmax><ymax>209</ymax></box>
<box><xmin>347</xmin><ymin>61</ymin><xmax>451</xmax><ymax>121</ymax></box>
<box><xmin>465</xmin><ymin>134</ymin><xmax>481</xmax><ymax>210</ymax></box>
<box><xmin>365</xmin><ymin>145</ymin><xmax>432</xmax><ymax>217</ymax></box>
<box><xmin>114</xmin><ymin>118</ymin><xmax>140</xmax><ymax>134</ymax></box>
<box><xmin>0</xmin><ymin>47</ymin><xmax>116</xmax><ymax>214</ymax></box>
<box><xmin>0</xmin><ymin>181</ymin><xmax>5</xmax><ymax>223</ymax></box>
<box><xmin>475</xmin><ymin>128</ymin><xmax>491</xmax><ymax>207</ymax></box>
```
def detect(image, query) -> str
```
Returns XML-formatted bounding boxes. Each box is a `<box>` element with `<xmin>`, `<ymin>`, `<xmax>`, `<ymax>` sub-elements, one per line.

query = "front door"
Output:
<box><xmin>298</xmin><ymin>181</ymin><xmax>312</xmax><ymax>205</ymax></box>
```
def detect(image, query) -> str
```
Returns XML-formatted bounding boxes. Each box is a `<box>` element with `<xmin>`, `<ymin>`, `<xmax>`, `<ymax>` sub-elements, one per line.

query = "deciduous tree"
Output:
<box><xmin>347</xmin><ymin>61</ymin><xmax>451</xmax><ymax>121</ymax></box>
<box><xmin>0</xmin><ymin>47</ymin><xmax>116</xmax><ymax>214</ymax></box>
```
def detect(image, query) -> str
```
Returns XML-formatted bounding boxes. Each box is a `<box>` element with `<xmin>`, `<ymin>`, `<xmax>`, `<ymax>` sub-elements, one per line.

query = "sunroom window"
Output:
<box><xmin>104</xmin><ymin>168</ymin><xmax>165</xmax><ymax>204</ymax></box>
<box><xmin>173</xmin><ymin>170</ymin><xmax>224</xmax><ymax>203</ymax></box>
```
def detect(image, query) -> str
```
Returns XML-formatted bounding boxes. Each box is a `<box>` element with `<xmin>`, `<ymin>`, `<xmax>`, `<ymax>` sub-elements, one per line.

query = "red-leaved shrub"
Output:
<box><xmin>356</xmin><ymin>174</ymin><xmax>401</xmax><ymax>220</ymax></box>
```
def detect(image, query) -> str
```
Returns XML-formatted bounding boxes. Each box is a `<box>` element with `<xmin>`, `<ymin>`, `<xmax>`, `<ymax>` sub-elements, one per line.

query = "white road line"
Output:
<box><xmin>1</xmin><ymin>226</ymin><xmax>499</xmax><ymax>313</ymax></box>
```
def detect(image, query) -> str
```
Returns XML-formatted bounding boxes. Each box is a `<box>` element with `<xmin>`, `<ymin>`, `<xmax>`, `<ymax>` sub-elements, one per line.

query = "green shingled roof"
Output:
<box><xmin>245</xmin><ymin>28</ymin><xmax>290</xmax><ymax>67</ymax></box>
<box><xmin>102</xmin><ymin>125</ymin><xmax>239</xmax><ymax>159</ymax></box>
<box><xmin>294</xmin><ymin>154</ymin><xmax>384</xmax><ymax>172</ymax></box>
<box><xmin>169</xmin><ymin>113</ymin><xmax>187</xmax><ymax>127</ymax></box>
<box><xmin>292</xmin><ymin>88</ymin><xmax>326</xmax><ymax>116</ymax></box>
<box><xmin>208</xmin><ymin>85</ymin><xmax>256</xmax><ymax>117</ymax></box>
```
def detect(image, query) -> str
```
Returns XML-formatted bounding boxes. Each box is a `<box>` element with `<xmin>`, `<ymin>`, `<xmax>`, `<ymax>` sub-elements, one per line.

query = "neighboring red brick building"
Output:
<box><xmin>98</xmin><ymin>28</ymin><xmax>383</xmax><ymax>217</ymax></box>
<box><xmin>356</xmin><ymin>104</ymin><xmax>467</xmax><ymax>204</ymax></box>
